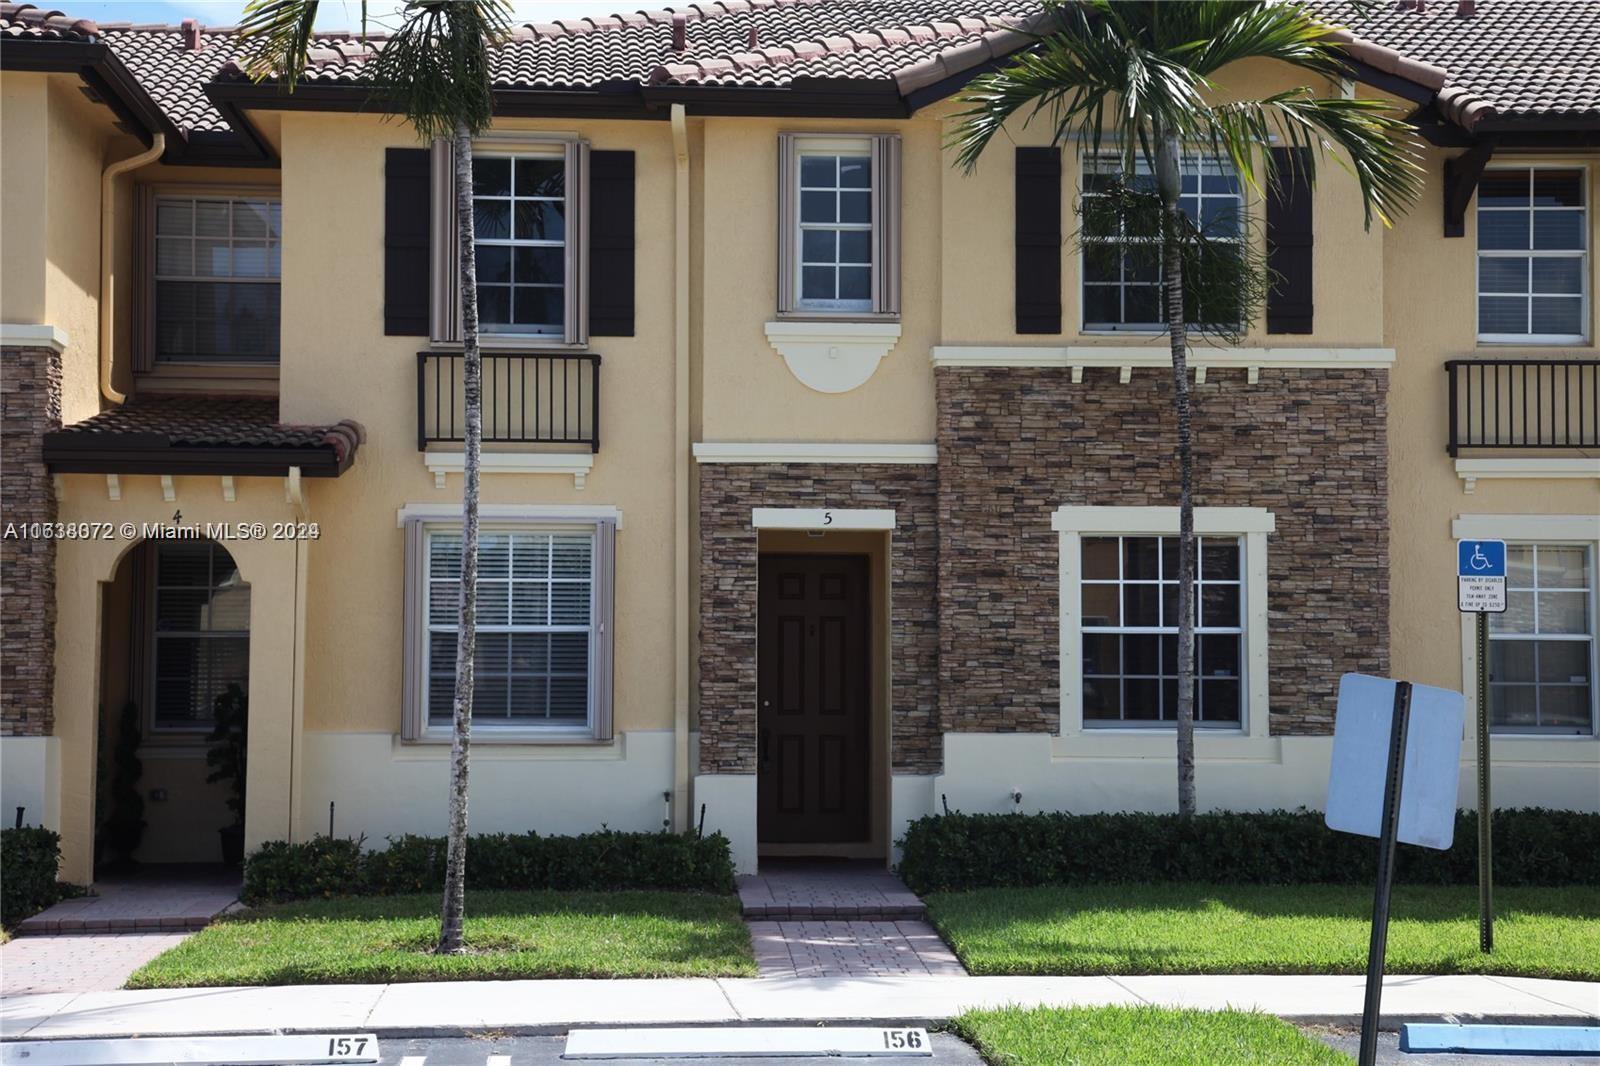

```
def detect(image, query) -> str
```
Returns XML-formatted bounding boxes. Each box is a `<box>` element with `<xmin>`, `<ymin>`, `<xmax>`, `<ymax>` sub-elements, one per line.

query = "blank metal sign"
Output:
<box><xmin>1325</xmin><ymin>673</ymin><xmax>1465</xmax><ymax>851</ymax></box>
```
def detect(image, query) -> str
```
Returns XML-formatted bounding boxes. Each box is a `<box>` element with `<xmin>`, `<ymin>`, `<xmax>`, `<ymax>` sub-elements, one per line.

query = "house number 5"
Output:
<box><xmin>822</xmin><ymin>511</ymin><xmax>833</xmax><ymax>525</ymax></box>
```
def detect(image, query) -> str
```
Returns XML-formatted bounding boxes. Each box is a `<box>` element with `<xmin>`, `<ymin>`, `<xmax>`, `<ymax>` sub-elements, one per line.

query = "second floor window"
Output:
<box><xmin>1081</xmin><ymin>153</ymin><xmax>1243</xmax><ymax>332</ymax></box>
<box><xmin>1478</xmin><ymin>167</ymin><xmax>1588</xmax><ymax>344</ymax></box>
<box><xmin>777</xmin><ymin>133</ymin><xmax>901</xmax><ymax>317</ymax></box>
<box><xmin>153</xmin><ymin>195</ymin><xmax>281</xmax><ymax>364</ymax></box>
<box><xmin>473</xmin><ymin>153</ymin><xmax>566</xmax><ymax>336</ymax></box>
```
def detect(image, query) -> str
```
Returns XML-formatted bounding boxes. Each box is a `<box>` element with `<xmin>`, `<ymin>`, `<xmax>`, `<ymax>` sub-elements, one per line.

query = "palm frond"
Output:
<box><xmin>363</xmin><ymin>0</ymin><xmax>513</xmax><ymax>140</ymax></box>
<box><xmin>1203</xmin><ymin>92</ymin><xmax>1425</xmax><ymax>228</ymax></box>
<box><xmin>238</xmin><ymin>0</ymin><xmax>320</xmax><ymax>86</ymax></box>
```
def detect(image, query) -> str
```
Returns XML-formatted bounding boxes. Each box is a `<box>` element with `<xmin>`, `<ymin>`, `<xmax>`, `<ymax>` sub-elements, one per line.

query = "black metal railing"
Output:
<box><xmin>1445</xmin><ymin>359</ymin><xmax>1599</xmax><ymax>456</ymax></box>
<box><xmin>417</xmin><ymin>352</ymin><xmax>600</xmax><ymax>452</ymax></box>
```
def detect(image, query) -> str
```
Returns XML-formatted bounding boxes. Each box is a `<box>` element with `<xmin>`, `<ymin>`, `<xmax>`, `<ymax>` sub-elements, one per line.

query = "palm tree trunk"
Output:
<box><xmin>1155</xmin><ymin>131</ymin><xmax>1198</xmax><ymax>818</ymax></box>
<box><xmin>438</xmin><ymin>120</ymin><xmax>481</xmax><ymax>955</ymax></box>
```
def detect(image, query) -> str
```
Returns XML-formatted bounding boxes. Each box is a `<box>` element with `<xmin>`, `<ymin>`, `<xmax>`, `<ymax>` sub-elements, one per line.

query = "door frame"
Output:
<box><xmin>755</xmin><ymin>530</ymin><xmax>890</xmax><ymax>860</ymax></box>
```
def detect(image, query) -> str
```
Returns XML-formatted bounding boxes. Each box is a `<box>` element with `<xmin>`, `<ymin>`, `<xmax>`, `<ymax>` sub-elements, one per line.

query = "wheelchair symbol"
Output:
<box><xmin>1469</xmin><ymin>544</ymin><xmax>1492</xmax><ymax>571</ymax></box>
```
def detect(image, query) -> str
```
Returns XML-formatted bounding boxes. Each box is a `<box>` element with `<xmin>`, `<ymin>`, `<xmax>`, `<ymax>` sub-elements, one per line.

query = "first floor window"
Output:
<box><xmin>1477</xmin><ymin>167</ymin><xmax>1588</xmax><ymax>344</ymax></box>
<box><xmin>1489</xmin><ymin>543</ymin><xmax>1596</xmax><ymax>734</ymax></box>
<box><xmin>777</xmin><ymin>132</ymin><xmax>900</xmax><ymax>316</ymax></box>
<box><xmin>404</xmin><ymin>517</ymin><xmax>614</xmax><ymax>739</ymax></box>
<box><xmin>1081</xmin><ymin>534</ymin><xmax>1244</xmax><ymax>726</ymax></box>
<box><xmin>150</xmin><ymin>540</ymin><xmax>250</xmax><ymax>732</ymax></box>
<box><xmin>151</xmin><ymin>193</ymin><xmax>281</xmax><ymax>364</ymax></box>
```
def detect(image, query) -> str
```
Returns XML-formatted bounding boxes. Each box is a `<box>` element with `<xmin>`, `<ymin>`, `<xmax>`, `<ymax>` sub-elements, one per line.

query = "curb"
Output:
<box><xmin>7</xmin><ymin>1012</ymin><xmax>1599</xmax><ymax>1042</ymax></box>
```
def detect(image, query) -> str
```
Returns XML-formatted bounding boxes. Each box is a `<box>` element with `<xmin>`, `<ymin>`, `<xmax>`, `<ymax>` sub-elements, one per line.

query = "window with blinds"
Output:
<box><xmin>150</xmin><ymin>540</ymin><xmax>250</xmax><ymax>732</ymax></box>
<box><xmin>419</xmin><ymin>523</ymin><xmax>612</xmax><ymax>735</ymax></box>
<box><xmin>152</xmin><ymin>195</ymin><xmax>282</xmax><ymax>364</ymax></box>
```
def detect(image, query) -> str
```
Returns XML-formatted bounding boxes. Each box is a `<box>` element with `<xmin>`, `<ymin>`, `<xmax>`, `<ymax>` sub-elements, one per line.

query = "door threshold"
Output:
<box><xmin>759</xmin><ymin>842</ymin><xmax>886</xmax><ymax>861</ymax></box>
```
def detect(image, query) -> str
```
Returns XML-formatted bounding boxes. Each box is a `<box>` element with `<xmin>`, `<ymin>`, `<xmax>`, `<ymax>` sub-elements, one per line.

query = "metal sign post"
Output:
<box><xmin>1457</xmin><ymin>538</ymin><xmax>1505</xmax><ymax>954</ymax></box>
<box><xmin>1358</xmin><ymin>680</ymin><xmax>1412</xmax><ymax>1066</ymax></box>
<box><xmin>1326</xmin><ymin>674</ymin><xmax>1465</xmax><ymax>1066</ymax></box>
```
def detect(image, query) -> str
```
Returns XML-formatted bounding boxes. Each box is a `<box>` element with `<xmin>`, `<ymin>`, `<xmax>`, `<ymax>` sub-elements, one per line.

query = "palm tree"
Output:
<box><xmin>240</xmin><ymin>0</ymin><xmax>512</xmax><ymax>953</ymax></box>
<box><xmin>952</xmin><ymin>0</ymin><xmax>1422</xmax><ymax>816</ymax></box>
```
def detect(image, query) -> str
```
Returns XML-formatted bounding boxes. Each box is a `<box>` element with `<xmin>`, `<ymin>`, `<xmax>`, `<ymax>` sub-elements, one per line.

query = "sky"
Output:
<box><xmin>70</xmin><ymin>1</ymin><xmax>632</xmax><ymax>30</ymax></box>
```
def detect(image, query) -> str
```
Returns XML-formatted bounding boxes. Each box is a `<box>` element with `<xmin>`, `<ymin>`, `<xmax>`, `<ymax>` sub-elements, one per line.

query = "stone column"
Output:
<box><xmin>1</xmin><ymin>344</ymin><xmax>62</xmax><ymax>738</ymax></box>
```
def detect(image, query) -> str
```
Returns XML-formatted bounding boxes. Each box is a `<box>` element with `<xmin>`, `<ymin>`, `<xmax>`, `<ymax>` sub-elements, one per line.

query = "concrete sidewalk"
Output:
<box><xmin>3</xmin><ymin>975</ymin><xmax>1595</xmax><ymax>1040</ymax></box>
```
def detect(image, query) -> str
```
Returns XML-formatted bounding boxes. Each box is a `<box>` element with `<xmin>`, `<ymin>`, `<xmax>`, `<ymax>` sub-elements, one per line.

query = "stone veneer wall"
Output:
<box><xmin>1</xmin><ymin>345</ymin><xmax>62</xmax><ymax>736</ymax></box>
<box><xmin>698</xmin><ymin>463</ymin><xmax>940</xmax><ymax>774</ymax></box>
<box><xmin>936</xmin><ymin>365</ymin><xmax>1389</xmax><ymax>737</ymax></box>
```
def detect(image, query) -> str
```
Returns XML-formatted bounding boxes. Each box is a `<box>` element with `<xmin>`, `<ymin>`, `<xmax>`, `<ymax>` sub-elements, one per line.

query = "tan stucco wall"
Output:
<box><xmin>1384</xmin><ymin>148</ymin><xmax>1600</xmax><ymax>737</ymax></box>
<box><xmin>696</xmin><ymin>116</ymin><xmax>942</xmax><ymax>444</ymax></box>
<box><xmin>1</xmin><ymin>72</ymin><xmax>120</xmax><ymax>422</ymax></box>
<box><xmin>278</xmin><ymin>112</ymin><xmax>679</xmax><ymax>743</ymax></box>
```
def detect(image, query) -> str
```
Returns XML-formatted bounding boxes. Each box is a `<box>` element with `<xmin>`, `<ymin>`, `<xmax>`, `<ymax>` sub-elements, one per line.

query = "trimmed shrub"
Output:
<box><xmin>242</xmin><ymin>829</ymin><xmax>735</xmax><ymax>905</ymax></box>
<box><xmin>896</xmin><ymin>808</ymin><xmax>1600</xmax><ymax>894</ymax></box>
<box><xmin>1</xmin><ymin>827</ymin><xmax>62</xmax><ymax>926</ymax></box>
<box><xmin>243</xmin><ymin>835</ymin><xmax>367</xmax><ymax>904</ymax></box>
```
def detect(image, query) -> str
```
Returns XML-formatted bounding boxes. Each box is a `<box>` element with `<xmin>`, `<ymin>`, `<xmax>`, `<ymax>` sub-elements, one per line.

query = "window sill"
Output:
<box><xmin>422</xmin><ymin>449</ymin><xmax>594</xmax><ymax>489</ymax></box>
<box><xmin>1477</xmin><ymin>336</ymin><xmax>1592</xmax><ymax>347</ymax></box>
<box><xmin>1052</xmin><ymin>730</ymin><xmax>1279</xmax><ymax>763</ymax></box>
<box><xmin>475</xmin><ymin>335</ymin><xmax>586</xmax><ymax>351</ymax></box>
<box><xmin>1455</xmin><ymin>457</ymin><xmax>1600</xmax><ymax>493</ymax></box>
<box><xmin>393</xmin><ymin>732</ymin><xmax>618</xmax><ymax>760</ymax></box>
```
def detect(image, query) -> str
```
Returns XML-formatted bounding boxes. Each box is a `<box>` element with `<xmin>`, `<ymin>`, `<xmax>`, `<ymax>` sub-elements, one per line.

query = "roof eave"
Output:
<box><xmin>42</xmin><ymin>438</ymin><xmax>355</xmax><ymax>478</ymax></box>
<box><xmin>1</xmin><ymin>36</ymin><xmax>182</xmax><ymax>151</ymax></box>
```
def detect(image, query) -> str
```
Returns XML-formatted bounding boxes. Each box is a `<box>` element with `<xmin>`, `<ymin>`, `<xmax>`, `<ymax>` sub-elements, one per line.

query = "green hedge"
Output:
<box><xmin>243</xmin><ymin>829</ymin><xmax>736</xmax><ymax>905</ymax></box>
<box><xmin>2</xmin><ymin>827</ymin><xmax>62</xmax><ymax>927</ymax></box>
<box><xmin>897</xmin><ymin>808</ymin><xmax>1600</xmax><ymax>894</ymax></box>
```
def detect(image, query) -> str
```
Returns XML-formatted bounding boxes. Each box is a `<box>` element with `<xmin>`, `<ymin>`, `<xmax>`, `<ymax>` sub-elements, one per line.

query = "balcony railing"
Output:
<box><xmin>417</xmin><ymin>351</ymin><xmax>600</xmax><ymax>452</ymax></box>
<box><xmin>1445</xmin><ymin>359</ymin><xmax>1599</xmax><ymax>456</ymax></box>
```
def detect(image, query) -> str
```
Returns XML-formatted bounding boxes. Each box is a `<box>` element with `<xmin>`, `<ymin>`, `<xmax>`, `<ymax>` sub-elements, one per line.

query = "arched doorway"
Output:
<box><xmin>97</xmin><ymin>537</ymin><xmax>249</xmax><ymax>872</ymax></box>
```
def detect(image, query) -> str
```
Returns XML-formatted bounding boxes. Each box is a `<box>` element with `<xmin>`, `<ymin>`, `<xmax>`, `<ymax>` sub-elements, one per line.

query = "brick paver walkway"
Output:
<box><xmin>738</xmin><ymin>861</ymin><xmax>965</xmax><ymax>978</ymax></box>
<box><xmin>14</xmin><ymin>867</ymin><xmax>240</xmax><ymax>935</ymax></box>
<box><xmin>0</xmin><ymin>932</ymin><xmax>192</xmax><ymax>993</ymax></box>
<box><xmin>737</xmin><ymin>861</ymin><xmax>925</xmax><ymax>920</ymax></box>
<box><xmin>749</xmin><ymin>919</ymin><xmax>965</xmax><ymax>978</ymax></box>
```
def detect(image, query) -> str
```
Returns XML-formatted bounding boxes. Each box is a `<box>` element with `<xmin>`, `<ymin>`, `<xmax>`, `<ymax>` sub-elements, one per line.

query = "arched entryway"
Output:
<box><xmin>97</xmin><ymin>537</ymin><xmax>250</xmax><ymax>872</ymax></box>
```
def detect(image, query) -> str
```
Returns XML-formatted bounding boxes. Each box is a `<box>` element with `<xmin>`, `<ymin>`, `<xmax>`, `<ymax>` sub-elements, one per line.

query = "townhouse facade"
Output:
<box><xmin>0</xmin><ymin>0</ymin><xmax>1594</xmax><ymax>880</ymax></box>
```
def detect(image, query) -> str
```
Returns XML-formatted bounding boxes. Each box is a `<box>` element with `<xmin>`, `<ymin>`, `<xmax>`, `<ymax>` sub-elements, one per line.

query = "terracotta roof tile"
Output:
<box><xmin>44</xmin><ymin>396</ymin><xmax>362</xmax><ymax>475</ymax></box>
<box><xmin>7</xmin><ymin>0</ymin><xmax>1594</xmax><ymax>135</ymax></box>
<box><xmin>1311</xmin><ymin>0</ymin><xmax>1600</xmax><ymax>124</ymax></box>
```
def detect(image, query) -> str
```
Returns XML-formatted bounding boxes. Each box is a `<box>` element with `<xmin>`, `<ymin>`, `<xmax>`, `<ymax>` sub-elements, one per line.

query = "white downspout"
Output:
<box><xmin>100</xmin><ymin>133</ymin><xmax>165</xmax><ymax>405</ymax></box>
<box><xmin>671</xmin><ymin>103</ymin><xmax>692</xmax><ymax>832</ymax></box>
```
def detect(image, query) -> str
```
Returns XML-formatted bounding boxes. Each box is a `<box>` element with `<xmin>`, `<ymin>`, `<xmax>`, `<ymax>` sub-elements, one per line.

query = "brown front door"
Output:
<box><xmin>757</xmin><ymin>553</ymin><xmax>870</xmax><ymax>844</ymax></box>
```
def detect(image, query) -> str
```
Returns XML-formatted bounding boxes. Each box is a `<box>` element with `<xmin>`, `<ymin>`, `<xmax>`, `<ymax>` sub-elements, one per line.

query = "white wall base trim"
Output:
<box><xmin>931</xmin><ymin>344</ymin><xmax>1395</xmax><ymax>378</ymax></box>
<box><xmin>299</xmin><ymin>730</ymin><xmax>673</xmax><ymax>843</ymax></box>
<box><xmin>423</xmin><ymin>450</ymin><xmax>595</xmax><ymax>490</ymax></box>
<box><xmin>923</xmin><ymin>732</ymin><xmax>1600</xmax><ymax>816</ymax></box>
<box><xmin>691</xmin><ymin>774</ymin><xmax>758</xmax><ymax>874</ymax></box>
<box><xmin>1454</xmin><ymin>458</ymin><xmax>1600</xmax><ymax>493</ymax></box>
<box><xmin>0</xmin><ymin>323</ymin><xmax>69</xmax><ymax>352</ymax></box>
<box><xmin>766</xmin><ymin>321</ymin><xmax>902</xmax><ymax>394</ymax></box>
<box><xmin>693</xmin><ymin>442</ymin><xmax>938</xmax><ymax>465</ymax></box>
<box><xmin>0</xmin><ymin>736</ymin><xmax>60</xmax><ymax>832</ymax></box>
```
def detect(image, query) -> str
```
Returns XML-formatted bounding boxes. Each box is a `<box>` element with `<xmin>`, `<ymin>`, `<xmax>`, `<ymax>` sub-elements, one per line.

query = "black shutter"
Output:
<box><xmin>1014</xmin><ymin>146</ymin><xmax>1063</xmax><ymax>334</ymax></box>
<box><xmin>588</xmin><ymin>150</ymin><xmax>636</xmax><ymax>337</ymax></box>
<box><xmin>384</xmin><ymin>147</ymin><xmax>431</xmax><ymax>337</ymax></box>
<box><xmin>1266</xmin><ymin>146</ymin><xmax>1314</xmax><ymax>334</ymax></box>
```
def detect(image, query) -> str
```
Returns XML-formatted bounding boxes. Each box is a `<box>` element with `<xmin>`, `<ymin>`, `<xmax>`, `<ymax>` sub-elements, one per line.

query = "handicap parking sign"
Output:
<box><xmin>1457</xmin><ymin>539</ymin><xmax>1507</xmax><ymax>613</ymax></box>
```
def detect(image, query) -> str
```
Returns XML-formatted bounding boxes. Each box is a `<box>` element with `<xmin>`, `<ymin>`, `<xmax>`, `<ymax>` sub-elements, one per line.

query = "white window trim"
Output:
<box><xmin>1054</xmin><ymin>506</ymin><xmax>1274</xmax><ymax>742</ymax></box>
<box><xmin>776</xmin><ymin>132</ymin><xmax>901</xmax><ymax>320</ymax></box>
<box><xmin>1453</xmin><ymin>513</ymin><xmax>1600</xmax><ymax>748</ymax></box>
<box><xmin>401</xmin><ymin>512</ymin><xmax>616</xmax><ymax>743</ymax></box>
<box><xmin>1475</xmin><ymin>164</ymin><xmax>1590</xmax><ymax>347</ymax></box>
<box><xmin>430</xmin><ymin>134</ymin><xmax>589</xmax><ymax>349</ymax></box>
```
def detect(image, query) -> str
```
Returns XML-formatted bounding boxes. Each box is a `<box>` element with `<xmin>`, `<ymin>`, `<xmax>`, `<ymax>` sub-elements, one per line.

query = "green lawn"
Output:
<box><xmin>127</xmin><ymin>891</ymin><xmax>755</xmax><ymax>987</ymax></box>
<box><xmin>928</xmin><ymin>884</ymin><xmax>1599</xmax><ymax>980</ymax></box>
<box><xmin>951</xmin><ymin>1006</ymin><xmax>1347</xmax><ymax>1066</ymax></box>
